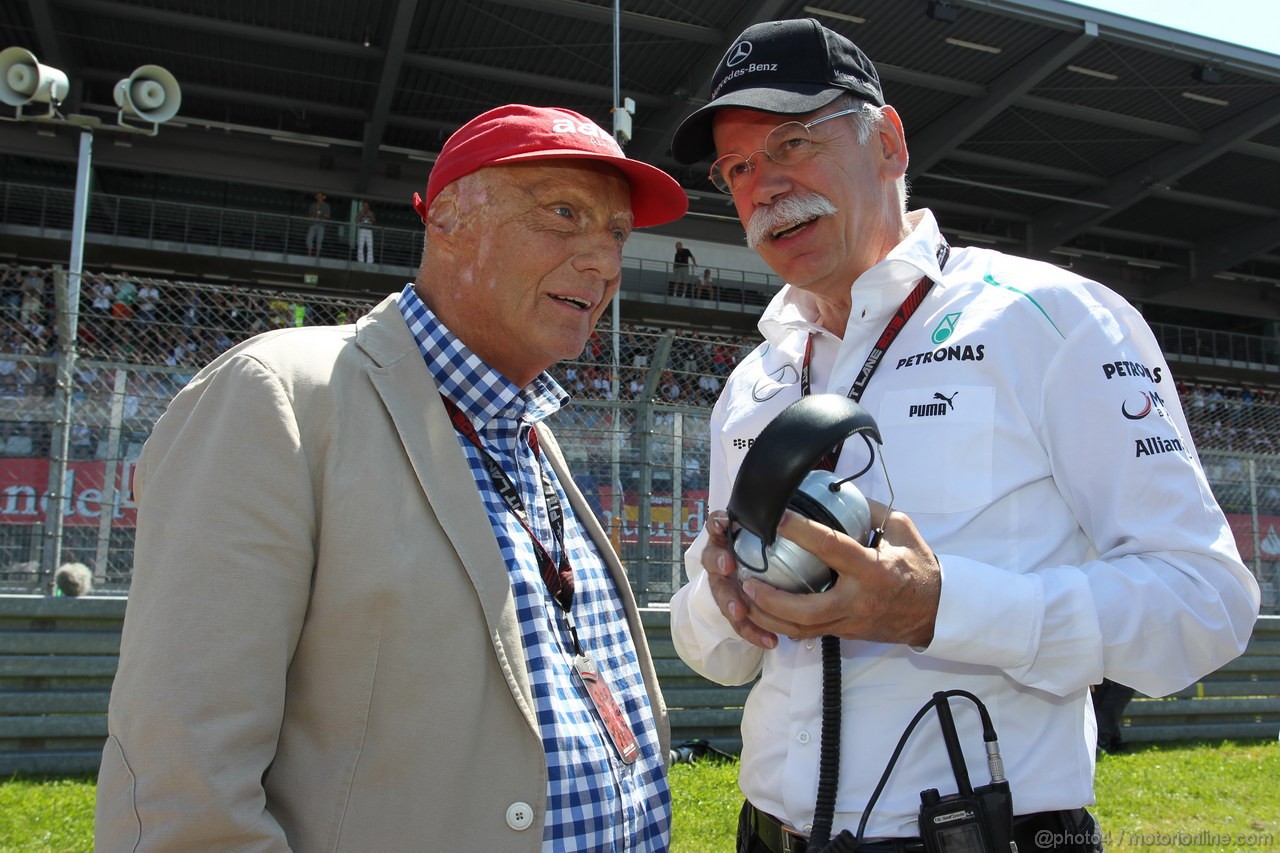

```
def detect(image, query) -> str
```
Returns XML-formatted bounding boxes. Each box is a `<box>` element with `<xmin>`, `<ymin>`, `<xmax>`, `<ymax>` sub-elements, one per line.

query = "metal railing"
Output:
<box><xmin>11</xmin><ymin>181</ymin><xmax>1280</xmax><ymax>373</ymax></box>
<box><xmin>1154</xmin><ymin>324</ymin><xmax>1280</xmax><ymax>373</ymax></box>
<box><xmin>0</xmin><ymin>182</ymin><xmax>783</xmax><ymax>307</ymax></box>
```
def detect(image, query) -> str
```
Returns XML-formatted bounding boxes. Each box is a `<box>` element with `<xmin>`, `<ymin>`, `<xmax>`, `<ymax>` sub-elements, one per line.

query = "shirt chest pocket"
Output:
<box><xmin>873</xmin><ymin>384</ymin><xmax>996</xmax><ymax>514</ymax></box>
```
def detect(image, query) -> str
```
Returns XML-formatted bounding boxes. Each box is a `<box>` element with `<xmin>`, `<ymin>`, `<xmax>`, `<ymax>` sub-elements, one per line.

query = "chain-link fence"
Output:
<box><xmin>2</xmin><ymin>262</ymin><xmax>1278</xmax><ymax>611</ymax></box>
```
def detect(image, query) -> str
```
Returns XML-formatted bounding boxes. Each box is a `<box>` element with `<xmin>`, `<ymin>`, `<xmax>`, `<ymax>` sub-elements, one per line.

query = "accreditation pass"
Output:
<box><xmin>573</xmin><ymin>653</ymin><xmax>640</xmax><ymax>763</ymax></box>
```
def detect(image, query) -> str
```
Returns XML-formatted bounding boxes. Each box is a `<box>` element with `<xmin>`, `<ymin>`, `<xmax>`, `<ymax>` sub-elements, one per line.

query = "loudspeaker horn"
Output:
<box><xmin>0</xmin><ymin>46</ymin><xmax>70</xmax><ymax>108</ymax></box>
<box><xmin>113</xmin><ymin>64</ymin><xmax>181</xmax><ymax>124</ymax></box>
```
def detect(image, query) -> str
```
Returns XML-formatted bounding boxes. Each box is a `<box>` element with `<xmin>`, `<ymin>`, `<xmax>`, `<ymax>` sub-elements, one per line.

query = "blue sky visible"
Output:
<box><xmin>1066</xmin><ymin>0</ymin><xmax>1280</xmax><ymax>56</ymax></box>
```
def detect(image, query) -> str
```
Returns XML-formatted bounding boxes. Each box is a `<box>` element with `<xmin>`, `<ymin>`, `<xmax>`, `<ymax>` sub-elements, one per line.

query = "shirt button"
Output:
<box><xmin>506</xmin><ymin>802</ymin><xmax>534</xmax><ymax>831</ymax></box>
<box><xmin>804</xmin><ymin>823</ymin><xmax>814</xmax><ymax>834</ymax></box>
<box><xmin>805</xmin><ymin>639</ymin><xmax>816</xmax><ymax>650</ymax></box>
<box><xmin>797</xmin><ymin>731</ymin><xmax>811</xmax><ymax>744</ymax></box>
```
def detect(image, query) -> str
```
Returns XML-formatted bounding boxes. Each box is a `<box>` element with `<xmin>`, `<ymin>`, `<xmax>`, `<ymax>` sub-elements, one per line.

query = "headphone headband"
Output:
<box><xmin>726</xmin><ymin>394</ymin><xmax>881</xmax><ymax>547</ymax></box>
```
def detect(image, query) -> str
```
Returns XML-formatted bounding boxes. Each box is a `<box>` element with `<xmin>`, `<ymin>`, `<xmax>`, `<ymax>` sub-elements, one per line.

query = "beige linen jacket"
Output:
<box><xmin>95</xmin><ymin>294</ymin><xmax>668</xmax><ymax>852</ymax></box>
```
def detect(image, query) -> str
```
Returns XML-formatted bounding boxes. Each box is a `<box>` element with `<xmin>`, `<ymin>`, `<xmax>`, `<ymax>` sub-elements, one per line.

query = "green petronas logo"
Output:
<box><xmin>932</xmin><ymin>312</ymin><xmax>961</xmax><ymax>345</ymax></box>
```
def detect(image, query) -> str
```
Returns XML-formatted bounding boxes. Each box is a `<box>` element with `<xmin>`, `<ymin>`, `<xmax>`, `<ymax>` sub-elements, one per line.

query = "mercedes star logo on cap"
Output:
<box><xmin>726</xmin><ymin>41</ymin><xmax>752</xmax><ymax>67</ymax></box>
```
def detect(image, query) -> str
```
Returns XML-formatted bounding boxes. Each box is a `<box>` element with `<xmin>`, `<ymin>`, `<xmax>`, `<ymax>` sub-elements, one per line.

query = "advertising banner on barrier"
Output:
<box><xmin>0</xmin><ymin>458</ymin><xmax>138</xmax><ymax>526</ymax></box>
<box><xmin>1226</xmin><ymin>512</ymin><xmax>1280</xmax><ymax>562</ymax></box>
<box><xmin>0</xmin><ymin>457</ymin><xmax>1274</xmax><ymax>569</ymax></box>
<box><xmin>594</xmin><ymin>491</ymin><xmax>707</xmax><ymax>547</ymax></box>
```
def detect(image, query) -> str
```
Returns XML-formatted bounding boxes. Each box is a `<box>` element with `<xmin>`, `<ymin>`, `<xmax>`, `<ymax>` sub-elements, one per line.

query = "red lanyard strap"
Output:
<box><xmin>800</xmin><ymin>242</ymin><xmax>950</xmax><ymax>469</ymax></box>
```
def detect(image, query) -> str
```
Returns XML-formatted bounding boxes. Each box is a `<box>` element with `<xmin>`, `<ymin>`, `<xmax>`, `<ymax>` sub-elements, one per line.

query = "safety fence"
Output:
<box><xmin>3</xmin><ymin>265</ymin><xmax>1280</xmax><ymax>611</ymax></box>
<box><xmin>1</xmin><ymin>599</ymin><xmax>1275</xmax><ymax>775</ymax></box>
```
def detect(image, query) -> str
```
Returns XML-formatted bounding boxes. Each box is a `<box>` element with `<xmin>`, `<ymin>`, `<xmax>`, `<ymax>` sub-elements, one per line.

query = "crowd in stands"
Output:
<box><xmin>6</xmin><ymin>261</ymin><xmax>1280</xmax><ymax>467</ymax></box>
<box><xmin>1179</xmin><ymin>382</ymin><xmax>1280</xmax><ymax>513</ymax></box>
<box><xmin>0</xmin><ymin>263</ymin><xmax>755</xmax><ymax>464</ymax></box>
<box><xmin>1180</xmin><ymin>382</ymin><xmax>1280</xmax><ymax>455</ymax></box>
<box><xmin>1</xmin><ymin>263</ymin><xmax>371</xmax><ymax>369</ymax></box>
<box><xmin>560</xmin><ymin>327</ymin><xmax>748</xmax><ymax>408</ymax></box>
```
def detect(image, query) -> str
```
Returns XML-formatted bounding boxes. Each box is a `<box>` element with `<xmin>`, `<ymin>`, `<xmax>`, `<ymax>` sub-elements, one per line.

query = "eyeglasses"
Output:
<box><xmin>708</xmin><ymin>108</ymin><xmax>860</xmax><ymax>194</ymax></box>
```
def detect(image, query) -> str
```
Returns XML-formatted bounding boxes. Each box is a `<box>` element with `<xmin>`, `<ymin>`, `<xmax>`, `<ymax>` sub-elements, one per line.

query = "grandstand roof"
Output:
<box><xmin>2</xmin><ymin>0</ymin><xmax>1280</xmax><ymax>330</ymax></box>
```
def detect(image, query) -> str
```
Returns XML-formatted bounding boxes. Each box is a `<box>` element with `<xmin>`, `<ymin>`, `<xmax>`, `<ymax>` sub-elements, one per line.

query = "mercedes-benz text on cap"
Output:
<box><xmin>670</xmin><ymin>18</ymin><xmax>885</xmax><ymax>164</ymax></box>
<box><xmin>413</xmin><ymin>103</ymin><xmax>688</xmax><ymax>228</ymax></box>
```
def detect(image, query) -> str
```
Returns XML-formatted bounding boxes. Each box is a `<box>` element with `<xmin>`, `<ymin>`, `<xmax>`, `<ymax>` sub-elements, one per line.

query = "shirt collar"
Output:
<box><xmin>758</xmin><ymin>209</ymin><xmax>946</xmax><ymax>343</ymax></box>
<box><xmin>397</xmin><ymin>283</ymin><xmax>567</xmax><ymax>427</ymax></box>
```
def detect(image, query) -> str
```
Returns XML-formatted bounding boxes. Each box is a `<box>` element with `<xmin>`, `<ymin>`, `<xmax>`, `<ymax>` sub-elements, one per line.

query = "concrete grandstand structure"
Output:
<box><xmin>0</xmin><ymin>0</ymin><xmax>1279</xmax><ymax>611</ymax></box>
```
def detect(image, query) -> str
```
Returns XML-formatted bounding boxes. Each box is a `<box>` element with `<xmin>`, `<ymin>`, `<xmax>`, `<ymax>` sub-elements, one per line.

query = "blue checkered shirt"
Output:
<box><xmin>398</xmin><ymin>285</ymin><xmax>671</xmax><ymax>851</ymax></box>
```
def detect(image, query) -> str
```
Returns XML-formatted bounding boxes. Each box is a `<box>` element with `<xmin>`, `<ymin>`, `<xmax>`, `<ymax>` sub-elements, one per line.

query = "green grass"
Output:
<box><xmin>1090</xmin><ymin>739</ymin><xmax>1278</xmax><ymax>845</ymax></box>
<box><xmin>670</xmin><ymin>757</ymin><xmax>743</xmax><ymax>852</ymax></box>
<box><xmin>2</xmin><ymin>740</ymin><xmax>1277</xmax><ymax>852</ymax></box>
<box><xmin>0</xmin><ymin>776</ymin><xmax>96</xmax><ymax>853</ymax></box>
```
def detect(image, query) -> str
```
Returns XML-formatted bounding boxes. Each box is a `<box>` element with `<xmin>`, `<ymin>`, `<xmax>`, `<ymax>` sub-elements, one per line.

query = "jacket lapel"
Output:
<box><xmin>535</xmin><ymin>425</ymin><xmax>670</xmax><ymax>755</ymax></box>
<box><xmin>356</xmin><ymin>295</ymin><xmax>538</xmax><ymax>732</ymax></box>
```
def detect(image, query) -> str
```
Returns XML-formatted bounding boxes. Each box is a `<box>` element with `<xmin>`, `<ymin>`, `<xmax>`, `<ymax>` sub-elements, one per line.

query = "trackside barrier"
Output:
<box><xmin>1</xmin><ymin>597</ymin><xmax>1276</xmax><ymax>775</ymax></box>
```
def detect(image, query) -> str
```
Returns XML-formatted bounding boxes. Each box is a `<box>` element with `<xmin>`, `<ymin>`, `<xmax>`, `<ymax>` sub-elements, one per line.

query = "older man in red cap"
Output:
<box><xmin>96</xmin><ymin>104</ymin><xmax>687</xmax><ymax>852</ymax></box>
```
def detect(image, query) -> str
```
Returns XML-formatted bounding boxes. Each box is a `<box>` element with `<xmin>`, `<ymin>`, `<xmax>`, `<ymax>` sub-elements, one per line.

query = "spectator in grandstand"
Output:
<box><xmin>625</xmin><ymin>368</ymin><xmax>644</xmax><ymax>398</ymax></box>
<box><xmin>666</xmin><ymin>18</ymin><xmax>1260</xmax><ymax>853</ymax></box>
<box><xmin>89</xmin><ymin>272</ymin><xmax>114</xmax><ymax>320</ymax></box>
<box><xmin>0</xmin><ymin>344</ymin><xmax>17</xmax><ymax>397</ymax></box>
<box><xmin>53</xmin><ymin>561</ymin><xmax>93</xmax><ymax>597</ymax></box>
<box><xmin>356</xmin><ymin>199</ymin><xmax>377</xmax><ymax>264</ymax></box>
<box><xmin>135</xmin><ymin>278</ymin><xmax>160</xmax><ymax>324</ymax></box>
<box><xmin>695</xmin><ymin>267</ymin><xmax>716</xmax><ymax>300</ymax></box>
<box><xmin>696</xmin><ymin>371</ymin><xmax>721</xmax><ymax>406</ymax></box>
<box><xmin>96</xmin><ymin>103</ymin><xmax>687</xmax><ymax>852</ymax></box>
<box><xmin>305</xmin><ymin>190</ymin><xmax>331</xmax><ymax>257</ymax></box>
<box><xmin>671</xmin><ymin>240</ymin><xmax>697</xmax><ymax>297</ymax></box>
<box><xmin>69</xmin><ymin>422</ymin><xmax>96</xmax><ymax>460</ymax></box>
<box><xmin>112</xmin><ymin>273</ymin><xmax>138</xmax><ymax>318</ymax></box>
<box><xmin>22</xmin><ymin>313</ymin><xmax>51</xmax><ymax>353</ymax></box>
<box><xmin>6</xmin><ymin>337</ymin><xmax>38</xmax><ymax>396</ymax></box>
<box><xmin>1</xmin><ymin>261</ymin><xmax>21</xmax><ymax>316</ymax></box>
<box><xmin>110</xmin><ymin>273</ymin><xmax>139</xmax><ymax>348</ymax></box>
<box><xmin>19</xmin><ymin>265</ymin><xmax>45</xmax><ymax>325</ymax></box>
<box><xmin>590</xmin><ymin>366</ymin><xmax>614</xmax><ymax>399</ymax></box>
<box><xmin>660</xmin><ymin>369</ymin><xmax>682</xmax><ymax>402</ymax></box>
<box><xmin>711</xmin><ymin>342</ymin><xmax>735</xmax><ymax>375</ymax></box>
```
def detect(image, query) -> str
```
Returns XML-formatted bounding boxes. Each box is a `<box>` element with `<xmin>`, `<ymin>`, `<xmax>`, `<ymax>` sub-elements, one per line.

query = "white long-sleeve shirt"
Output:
<box><xmin>670</xmin><ymin>209</ymin><xmax>1260</xmax><ymax>839</ymax></box>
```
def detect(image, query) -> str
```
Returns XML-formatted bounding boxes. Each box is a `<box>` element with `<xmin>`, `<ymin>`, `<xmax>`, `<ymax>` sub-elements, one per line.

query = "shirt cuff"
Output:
<box><xmin>921</xmin><ymin>555</ymin><xmax>1043</xmax><ymax>670</ymax></box>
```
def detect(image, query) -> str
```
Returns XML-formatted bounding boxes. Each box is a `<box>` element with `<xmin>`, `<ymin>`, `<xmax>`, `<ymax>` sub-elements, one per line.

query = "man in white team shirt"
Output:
<box><xmin>667</xmin><ymin>18</ymin><xmax>1260</xmax><ymax>853</ymax></box>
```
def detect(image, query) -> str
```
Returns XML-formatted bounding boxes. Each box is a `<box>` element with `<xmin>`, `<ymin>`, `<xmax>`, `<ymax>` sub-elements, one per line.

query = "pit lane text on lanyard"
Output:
<box><xmin>800</xmin><ymin>241</ymin><xmax>950</xmax><ymax>470</ymax></box>
<box><xmin>439</xmin><ymin>394</ymin><xmax>640</xmax><ymax>763</ymax></box>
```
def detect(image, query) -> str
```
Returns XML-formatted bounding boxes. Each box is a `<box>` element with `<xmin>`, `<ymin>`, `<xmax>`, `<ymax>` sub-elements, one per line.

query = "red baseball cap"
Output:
<box><xmin>413</xmin><ymin>104</ymin><xmax>688</xmax><ymax>228</ymax></box>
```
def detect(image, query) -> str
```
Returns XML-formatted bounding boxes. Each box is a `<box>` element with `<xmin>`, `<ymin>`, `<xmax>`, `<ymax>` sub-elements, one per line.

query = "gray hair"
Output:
<box><xmin>54</xmin><ymin>562</ymin><xmax>94</xmax><ymax>597</ymax></box>
<box><xmin>828</xmin><ymin>96</ymin><xmax>910</xmax><ymax>212</ymax></box>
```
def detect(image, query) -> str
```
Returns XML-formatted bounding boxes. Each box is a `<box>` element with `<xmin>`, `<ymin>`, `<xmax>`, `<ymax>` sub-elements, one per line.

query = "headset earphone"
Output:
<box><xmin>726</xmin><ymin>394</ymin><xmax>886</xmax><ymax>593</ymax></box>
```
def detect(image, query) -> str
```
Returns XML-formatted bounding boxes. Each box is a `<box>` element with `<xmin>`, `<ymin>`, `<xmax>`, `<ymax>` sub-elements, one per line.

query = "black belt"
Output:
<box><xmin>746</xmin><ymin>802</ymin><xmax>1094</xmax><ymax>853</ymax></box>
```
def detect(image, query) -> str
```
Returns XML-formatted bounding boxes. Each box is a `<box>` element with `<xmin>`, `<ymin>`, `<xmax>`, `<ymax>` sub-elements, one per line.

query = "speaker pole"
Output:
<box><xmin>40</xmin><ymin>126</ymin><xmax>92</xmax><ymax>589</ymax></box>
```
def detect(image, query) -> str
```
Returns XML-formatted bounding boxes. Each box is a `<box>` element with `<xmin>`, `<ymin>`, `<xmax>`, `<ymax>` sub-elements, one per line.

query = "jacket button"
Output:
<box><xmin>506</xmin><ymin>802</ymin><xmax>534</xmax><ymax>831</ymax></box>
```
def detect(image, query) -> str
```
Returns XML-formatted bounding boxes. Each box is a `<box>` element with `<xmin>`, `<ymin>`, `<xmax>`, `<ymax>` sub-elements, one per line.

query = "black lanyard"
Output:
<box><xmin>440</xmin><ymin>394</ymin><xmax>583</xmax><ymax>654</ymax></box>
<box><xmin>799</xmin><ymin>242</ymin><xmax>950</xmax><ymax>470</ymax></box>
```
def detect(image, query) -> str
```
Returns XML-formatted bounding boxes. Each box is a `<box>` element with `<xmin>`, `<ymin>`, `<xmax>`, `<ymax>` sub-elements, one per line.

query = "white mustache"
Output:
<box><xmin>745</xmin><ymin>193</ymin><xmax>838</xmax><ymax>249</ymax></box>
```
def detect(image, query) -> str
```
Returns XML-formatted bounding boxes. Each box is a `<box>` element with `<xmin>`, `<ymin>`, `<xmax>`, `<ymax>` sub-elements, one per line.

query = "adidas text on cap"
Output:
<box><xmin>414</xmin><ymin>104</ymin><xmax>688</xmax><ymax>228</ymax></box>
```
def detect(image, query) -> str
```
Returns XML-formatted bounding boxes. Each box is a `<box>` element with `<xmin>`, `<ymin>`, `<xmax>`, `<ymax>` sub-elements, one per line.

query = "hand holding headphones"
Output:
<box><xmin>743</xmin><ymin>505</ymin><xmax>941</xmax><ymax>648</ymax></box>
<box><xmin>699</xmin><ymin>394</ymin><xmax>942</xmax><ymax>649</ymax></box>
<box><xmin>700</xmin><ymin>499</ymin><xmax>940</xmax><ymax>648</ymax></box>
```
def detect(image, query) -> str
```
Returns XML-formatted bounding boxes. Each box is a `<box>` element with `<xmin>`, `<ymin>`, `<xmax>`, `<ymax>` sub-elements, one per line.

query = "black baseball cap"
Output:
<box><xmin>670</xmin><ymin>18</ymin><xmax>885</xmax><ymax>164</ymax></box>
